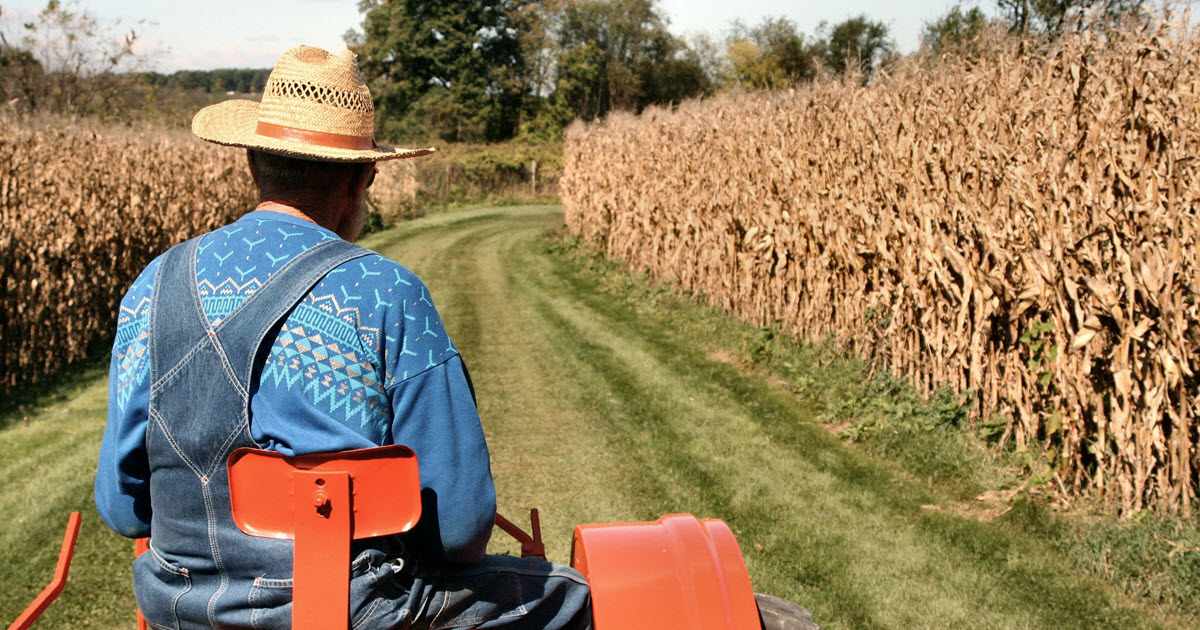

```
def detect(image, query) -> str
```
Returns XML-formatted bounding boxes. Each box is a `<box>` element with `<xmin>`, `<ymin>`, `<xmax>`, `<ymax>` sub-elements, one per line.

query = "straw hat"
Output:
<box><xmin>192</xmin><ymin>46</ymin><xmax>432</xmax><ymax>162</ymax></box>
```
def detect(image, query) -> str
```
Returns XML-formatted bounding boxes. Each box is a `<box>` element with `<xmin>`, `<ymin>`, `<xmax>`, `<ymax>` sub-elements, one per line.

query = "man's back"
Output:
<box><xmin>112</xmin><ymin>211</ymin><xmax>466</xmax><ymax>442</ymax></box>
<box><xmin>95</xmin><ymin>211</ymin><xmax>497</xmax><ymax>627</ymax></box>
<box><xmin>96</xmin><ymin>44</ymin><xmax>590</xmax><ymax>630</ymax></box>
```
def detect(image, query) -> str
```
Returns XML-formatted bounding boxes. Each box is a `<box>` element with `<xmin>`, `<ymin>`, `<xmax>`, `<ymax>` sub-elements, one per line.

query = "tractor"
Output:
<box><xmin>8</xmin><ymin>445</ymin><xmax>818</xmax><ymax>630</ymax></box>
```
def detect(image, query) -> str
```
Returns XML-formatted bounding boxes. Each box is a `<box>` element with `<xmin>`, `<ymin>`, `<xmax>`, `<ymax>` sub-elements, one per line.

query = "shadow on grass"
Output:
<box><xmin>0</xmin><ymin>356</ymin><xmax>109</xmax><ymax>432</ymax></box>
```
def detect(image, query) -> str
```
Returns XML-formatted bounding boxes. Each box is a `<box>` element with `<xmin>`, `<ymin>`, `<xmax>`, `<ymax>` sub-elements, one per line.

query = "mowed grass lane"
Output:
<box><xmin>0</xmin><ymin>205</ymin><xmax>1184</xmax><ymax>629</ymax></box>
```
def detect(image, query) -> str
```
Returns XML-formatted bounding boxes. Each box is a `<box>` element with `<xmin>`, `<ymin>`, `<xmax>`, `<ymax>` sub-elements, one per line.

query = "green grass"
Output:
<box><xmin>1</xmin><ymin>205</ymin><xmax>1195</xmax><ymax>628</ymax></box>
<box><xmin>0</xmin><ymin>376</ymin><xmax>139</xmax><ymax>627</ymax></box>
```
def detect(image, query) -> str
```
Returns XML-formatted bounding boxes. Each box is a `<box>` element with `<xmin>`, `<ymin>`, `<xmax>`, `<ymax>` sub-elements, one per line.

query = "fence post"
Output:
<box><xmin>530</xmin><ymin>160</ymin><xmax>538</xmax><ymax>196</ymax></box>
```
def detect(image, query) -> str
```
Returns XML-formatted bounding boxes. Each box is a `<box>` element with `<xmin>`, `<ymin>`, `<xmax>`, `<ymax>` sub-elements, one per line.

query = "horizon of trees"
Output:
<box><xmin>349</xmin><ymin>0</ymin><xmax>906</xmax><ymax>143</ymax></box>
<box><xmin>2</xmin><ymin>1</ymin><xmax>1153</xmax><ymax>141</ymax></box>
<box><xmin>349</xmin><ymin>0</ymin><xmax>1152</xmax><ymax>143</ymax></box>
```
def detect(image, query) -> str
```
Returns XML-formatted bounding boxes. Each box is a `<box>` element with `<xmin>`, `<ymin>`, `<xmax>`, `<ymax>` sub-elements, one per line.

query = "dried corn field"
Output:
<box><xmin>1</xmin><ymin>116</ymin><xmax>255</xmax><ymax>393</ymax></box>
<box><xmin>562</xmin><ymin>18</ymin><xmax>1200</xmax><ymax>513</ymax></box>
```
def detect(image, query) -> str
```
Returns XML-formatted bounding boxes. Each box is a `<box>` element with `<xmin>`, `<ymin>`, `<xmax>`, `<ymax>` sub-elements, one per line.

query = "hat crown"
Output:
<box><xmin>257</xmin><ymin>46</ymin><xmax>376</xmax><ymax>139</ymax></box>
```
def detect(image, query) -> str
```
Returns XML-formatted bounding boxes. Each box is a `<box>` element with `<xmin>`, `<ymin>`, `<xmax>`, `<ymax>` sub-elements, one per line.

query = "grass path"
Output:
<box><xmin>0</xmin><ymin>205</ymin><xmax>1186</xmax><ymax>628</ymax></box>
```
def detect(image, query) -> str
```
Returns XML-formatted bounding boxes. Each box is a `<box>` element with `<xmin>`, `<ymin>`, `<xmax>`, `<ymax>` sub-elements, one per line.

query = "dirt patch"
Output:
<box><xmin>921</xmin><ymin>488</ymin><xmax>1027</xmax><ymax>522</ymax></box>
<box><xmin>708</xmin><ymin>350</ymin><xmax>740</xmax><ymax>364</ymax></box>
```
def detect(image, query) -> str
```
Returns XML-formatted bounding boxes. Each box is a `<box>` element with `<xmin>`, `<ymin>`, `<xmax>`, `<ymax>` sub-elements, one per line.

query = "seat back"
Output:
<box><xmin>227</xmin><ymin>445</ymin><xmax>422</xmax><ymax>630</ymax></box>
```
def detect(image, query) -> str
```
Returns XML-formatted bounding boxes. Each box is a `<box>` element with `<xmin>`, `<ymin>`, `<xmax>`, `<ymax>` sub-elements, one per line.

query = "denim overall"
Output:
<box><xmin>135</xmin><ymin>234</ymin><xmax>593</xmax><ymax>630</ymax></box>
<box><xmin>135</xmin><ymin>236</ymin><xmax>376</xmax><ymax>630</ymax></box>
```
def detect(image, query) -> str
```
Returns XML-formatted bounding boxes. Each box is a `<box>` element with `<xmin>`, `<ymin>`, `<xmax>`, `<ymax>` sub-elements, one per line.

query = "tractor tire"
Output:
<box><xmin>756</xmin><ymin>592</ymin><xmax>822</xmax><ymax>630</ymax></box>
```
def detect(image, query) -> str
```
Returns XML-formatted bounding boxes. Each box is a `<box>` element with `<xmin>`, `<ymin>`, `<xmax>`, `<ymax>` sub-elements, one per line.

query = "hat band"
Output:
<box><xmin>255</xmin><ymin>121</ymin><xmax>377</xmax><ymax>151</ymax></box>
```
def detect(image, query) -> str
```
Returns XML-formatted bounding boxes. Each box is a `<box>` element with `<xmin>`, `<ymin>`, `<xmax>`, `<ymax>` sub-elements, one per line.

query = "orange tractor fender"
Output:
<box><xmin>572</xmin><ymin>514</ymin><xmax>761</xmax><ymax>630</ymax></box>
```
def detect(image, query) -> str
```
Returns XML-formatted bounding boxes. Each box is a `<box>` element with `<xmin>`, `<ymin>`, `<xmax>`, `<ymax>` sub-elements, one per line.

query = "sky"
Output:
<box><xmin>0</xmin><ymin>0</ymin><xmax>976</xmax><ymax>72</ymax></box>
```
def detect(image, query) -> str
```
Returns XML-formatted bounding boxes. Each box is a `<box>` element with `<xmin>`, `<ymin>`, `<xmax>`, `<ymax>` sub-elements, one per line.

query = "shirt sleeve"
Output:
<box><xmin>387</xmin><ymin>354</ymin><xmax>495</xmax><ymax>565</ymax></box>
<box><xmin>95</xmin><ymin>261</ymin><xmax>158</xmax><ymax>538</ymax></box>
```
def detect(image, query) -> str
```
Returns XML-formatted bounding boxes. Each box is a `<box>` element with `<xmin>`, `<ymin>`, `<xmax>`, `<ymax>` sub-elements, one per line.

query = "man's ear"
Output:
<box><xmin>349</xmin><ymin>162</ymin><xmax>373</xmax><ymax>197</ymax></box>
<box><xmin>341</xmin><ymin>163</ymin><xmax>372</xmax><ymax>211</ymax></box>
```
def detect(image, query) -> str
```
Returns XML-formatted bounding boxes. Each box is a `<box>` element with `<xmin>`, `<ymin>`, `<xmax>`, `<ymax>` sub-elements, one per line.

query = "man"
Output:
<box><xmin>95</xmin><ymin>45</ymin><xmax>591</xmax><ymax>630</ymax></box>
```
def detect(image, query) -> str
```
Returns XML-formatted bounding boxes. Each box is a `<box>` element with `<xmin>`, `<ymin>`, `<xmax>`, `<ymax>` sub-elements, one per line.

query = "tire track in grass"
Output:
<box><xmin>469</xmin><ymin>207</ymin><xmax>1160</xmax><ymax>629</ymax></box>
<box><xmin>369</xmin><ymin>206</ymin><xmax>641</xmax><ymax>559</ymax></box>
<box><xmin>525</xmin><ymin>298</ymin><xmax>887</xmax><ymax>627</ymax></box>
<box><xmin>541</xmin><ymin>239</ymin><xmax>1164</xmax><ymax>629</ymax></box>
<box><xmin>512</xmin><ymin>249</ymin><xmax>969</xmax><ymax>628</ymax></box>
<box><xmin>411</xmin><ymin>208</ymin><xmax>996</xmax><ymax>626</ymax></box>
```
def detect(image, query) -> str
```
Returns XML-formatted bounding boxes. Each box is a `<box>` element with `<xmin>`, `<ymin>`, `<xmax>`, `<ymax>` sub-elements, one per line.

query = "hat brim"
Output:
<box><xmin>192</xmin><ymin>100</ymin><xmax>434</xmax><ymax>162</ymax></box>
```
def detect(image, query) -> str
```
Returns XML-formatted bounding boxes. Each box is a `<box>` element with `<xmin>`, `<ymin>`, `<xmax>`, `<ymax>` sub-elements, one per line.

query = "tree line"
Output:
<box><xmin>1</xmin><ymin>1</ymin><xmax>1148</xmax><ymax>139</ymax></box>
<box><xmin>135</xmin><ymin>68</ymin><xmax>273</xmax><ymax>95</ymax></box>
<box><xmin>350</xmin><ymin>0</ymin><xmax>903</xmax><ymax>143</ymax></box>
<box><xmin>349</xmin><ymin>0</ymin><xmax>1148</xmax><ymax>144</ymax></box>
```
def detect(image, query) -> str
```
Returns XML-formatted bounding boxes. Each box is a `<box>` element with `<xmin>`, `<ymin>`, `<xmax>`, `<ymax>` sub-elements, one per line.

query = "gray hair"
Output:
<box><xmin>248</xmin><ymin>150</ymin><xmax>371</xmax><ymax>213</ymax></box>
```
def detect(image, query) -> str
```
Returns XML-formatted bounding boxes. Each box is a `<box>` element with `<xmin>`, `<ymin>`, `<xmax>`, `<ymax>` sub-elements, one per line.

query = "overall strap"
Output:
<box><xmin>148</xmin><ymin>236</ymin><xmax>208</xmax><ymax>389</ymax></box>
<box><xmin>213</xmin><ymin>239</ymin><xmax>373</xmax><ymax>393</ymax></box>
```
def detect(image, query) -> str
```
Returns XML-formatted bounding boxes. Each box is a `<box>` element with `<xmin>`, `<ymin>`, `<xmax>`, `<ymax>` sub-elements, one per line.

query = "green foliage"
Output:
<box><xmin>1020</xmin><ymin>319</ymin><xmax>1058</xmax><ymax>389</ymax></box>
<box><xmin>421</xmin><ymin>141</ymin><xmax>562</xmax><ymax>211</ymax></box>
<box><xmin>543</xmin><ymin>37</ymin><xmax>606</xmax><ymax>125</ymax></box>
<box><xmin>354</xmin><ymin>0</ymin><xmax>528</xmax><ymax>143</ymax></box>
<box><xmin>823</xmin><ymin>15</ymin><xmax>896</xmax><ymax>81</ymax></box>
<box><xmin>725</xmin><ymin>41</ymin><xmax>784</xmax><ymax>90</ymax></box>
<box><xmin>725</xmin><ymin>16</ymin><xmax>820</xmax><ymax>88</ymax></box>
<box><xmin>1004</xmin><ymin>493</ymin><xmax>1200</xmax><ymax>617</ymax></box>
<box><xmin>742</xmin><ymin>324</ymin><xmax>973</xmax><ymax>441</ymax></box>
<box><xmin>544</xmin><ymin>0</ymin><xmax>711</xmax><ymax>121</ymax></box>
<box><xmin>516</xmin><ymin>95</ymin><xmax>576</xmax><ymax>142</ymax></box>
<box><xmin>1064</xmin><ymin>513</ymin><xmax>1200</xmax><ymax>614</ymax></box>
<box><xmin>738</xmin><ymin>321</ymin><xmax>988</xmax><ymax>491</ymax></box>
<box><xmin>995</xmin><ymin>0</ymin><xmax>1147</xmax><ymax>38</ymax></box>
<box><xmin>922</xmin><ymin>4</ymin><xmax>993</xmax><ymax>55</ymax></box>
<box><xmin>835</xmin><ymin>377</ymin><xmax>982</xmax><ymax>488</ymax></box>
<box><xmin>135</xmin><ymin>68</ymin><xmax>271</xmax><ymax>94</ymax></box>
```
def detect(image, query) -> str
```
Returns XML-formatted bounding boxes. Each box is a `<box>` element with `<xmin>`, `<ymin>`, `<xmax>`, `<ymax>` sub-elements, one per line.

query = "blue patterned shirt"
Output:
<box><xmin>95</xmin><ymin>210</ymin><xmax>495</xmax><ymax>563</ymax></box>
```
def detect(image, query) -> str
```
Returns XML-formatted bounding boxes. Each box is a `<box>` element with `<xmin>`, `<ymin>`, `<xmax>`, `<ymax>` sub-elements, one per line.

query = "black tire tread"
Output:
<box><xmin>755</xmin><ymin>592</ymin><xmax>822</xmax><ymax>630</ymax></box>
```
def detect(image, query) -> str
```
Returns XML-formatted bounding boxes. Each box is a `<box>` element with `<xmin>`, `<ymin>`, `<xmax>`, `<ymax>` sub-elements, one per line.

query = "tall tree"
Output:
<box><xmin>683</xmin><ymin>31</ymin><xmax>727</xmax><ymax>87</ymax></box>
<box><xmin>1</xmin><ymin>0</ymin><xmax>144</xmax><ymax>116</ymax></box>
<box><xmin>726</xmin><ymin>16</ymin><xmax>820</xmax><ymax>87</ymax></box>
<box><xmin>542</xmin><ymin>0</ymin><xmax>708</xmax><ymax>123</ymax></box>
<box><xmin>995</xmin><ymin>0</ymin><xmax>1146</xmax><ymax>37</ymax></box>
<box><xmin>922</xmin><ymin>4</ymin><xmax>993</xmax><ymax>55</ymax></box>
<box><xmin>353</xmin><ymin>0</ymin><xmax>528</xmax><ymax>143</ymax></box>
<box><xmin>824</xmin><ymin>15</ymin><xmax>895</xmax><ymax>81</ymax></box>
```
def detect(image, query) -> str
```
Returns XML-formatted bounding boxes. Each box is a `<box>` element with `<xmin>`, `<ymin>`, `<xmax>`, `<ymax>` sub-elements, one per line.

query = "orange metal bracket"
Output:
<box><xmin>7</xmin><ymin>512</ymin><xmax>81</xmax><ymax>630</ymax></box>
<box><xmin>495</xmin><ymin>509</ymin><xmax>545</xmax><ymax>559</ymax></box>
<box><xmin>227</xmin><ymin>445</ymin><xmax>422</xmax><ymax>630</ymax></box>
<box><xmin>135</xmin><ymin>539</ymin><xmax>149</xmax><ymax>630</ymax></box>
<box><xmin>292</xmin><ymin>469</ymin><xmax>352</xmax><ymax>629</ymax></box>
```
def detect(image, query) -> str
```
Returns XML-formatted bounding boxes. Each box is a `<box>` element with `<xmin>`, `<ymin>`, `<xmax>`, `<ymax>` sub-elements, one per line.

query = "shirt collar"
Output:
<box><xmin>238</xmin><ymin>209</ymin><xmax>341</xmax><ymax>240</ymax></box>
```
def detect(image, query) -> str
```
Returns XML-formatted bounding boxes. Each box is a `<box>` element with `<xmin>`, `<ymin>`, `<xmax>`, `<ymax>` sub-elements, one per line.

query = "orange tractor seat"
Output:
<box><xmin>28</xmin><ymin>446</ymin><xmax>764</xmax><ymax>630</ymax></box>
<box><xmin>226</xmin><ymin>445</ymin><xmax>422</xmax><ymax>630</ymax></box>
<box><xmin>224</xmin><ymin>445</ymin><xmax>761</xmax><ymax>630</ymax></box>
